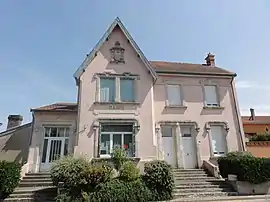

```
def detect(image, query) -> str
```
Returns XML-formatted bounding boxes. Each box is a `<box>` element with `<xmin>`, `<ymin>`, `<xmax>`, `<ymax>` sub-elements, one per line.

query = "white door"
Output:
<box><xmin>161</xmin><ymin>126</ymin><xmax>176</xmax><ymax>167</ymax></box>
<box><xmin>181</xmin><ymin>127</ymin><xmax>197</xmax><ymax>169</ymax></box>
<box><xmin>40</xmin><ymin>127</ymin><xmax>70</xmax><ymax>172</ymax></box>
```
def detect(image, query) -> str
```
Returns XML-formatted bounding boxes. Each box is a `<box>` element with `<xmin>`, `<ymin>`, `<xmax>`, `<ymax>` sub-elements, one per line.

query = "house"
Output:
<box><xmin>0</xmin><ymin>17</ymin><xmax>245</xmax><ymax>174</ymax></box>
<box><xmin>242</xmin><ymin>108</ymin><xmax>270</xmax><ymax>138</ymax></box>
<box><xmin>242</xmin><ymin>108</ymin><xmax>270</xmax><ymax>157</ymax></box>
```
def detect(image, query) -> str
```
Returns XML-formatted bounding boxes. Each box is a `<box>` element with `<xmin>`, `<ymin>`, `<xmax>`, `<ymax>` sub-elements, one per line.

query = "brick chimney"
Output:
<box><xmin>205</xmin><ymin>53</ymin><xmax>215</xmax><ymax>66</ymax></box>
<box><xmin>7</xmin><ymin>115</ymin><xmax>23</xmax><ymax>130</ymax></box>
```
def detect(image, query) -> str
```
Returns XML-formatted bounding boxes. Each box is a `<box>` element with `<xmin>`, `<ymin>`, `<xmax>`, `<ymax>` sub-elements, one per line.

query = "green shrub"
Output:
<box><xmin>250</xmin><ymin>134</ymin><xmax>270</xmax><ymax>141</ymax></box>
<box><xmin>0</xmin><ymin>161</ymin><xmax>21</xmax><ymax>196</ymax></box>
<box><xmin>226</xmin><ymin>151</ymin><xmax>252</xmax><ymax>158</ymax></box>
<box><xmin>218</xmin><ymin>154</ymin><xmax>270</xmax><ymax>184</ymax></box>
<box><xmin>143</xmin><ymin>160</ymin><xmax>174</xmax><ymax>201</ymax></box>
<box><xmin>87</xmin><ymin>179</ymin><xmax>152</xmax><ymax>202</ymax></box>
<box><xmin>111</xmin><ymin>147</ymin><xmax>128</xmax><ymax>171</ymax></box>
<box><xmin>51</xmin><ymin>156</ymin><xmax>113</xmax><ymax>199</ymax></box>
<box><xmin>119</xmin><ymin>161</ymin><xmax>140</xmax><ymax>182</ymax></box>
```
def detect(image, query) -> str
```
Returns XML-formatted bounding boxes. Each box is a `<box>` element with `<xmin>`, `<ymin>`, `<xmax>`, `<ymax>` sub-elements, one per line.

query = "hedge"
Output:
<box><xmin>218</xmin><ymin>152</ymin><xmax>270</xmax><ymax>184</ymax></box>
<box><xmin>0</xmin><ymin>161</ymin><xmax>21</xmax><ymax>197</ymax></box>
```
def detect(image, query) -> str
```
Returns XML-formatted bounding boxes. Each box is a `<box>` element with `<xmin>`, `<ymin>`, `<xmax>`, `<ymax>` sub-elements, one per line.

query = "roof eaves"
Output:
<box><xmin>155</xmin><ymin>70</ymin><xmax>237</xmax><ymax>77</ymax></box>
<box><xmin>73</xmin><ymin>17</ymin><xmax>157</xmax><ymax>83</ymax></box>
<box><xmin>0</xmin><ymin>123</ymin><xmax>32</xmax><ymax>136</ymax></box>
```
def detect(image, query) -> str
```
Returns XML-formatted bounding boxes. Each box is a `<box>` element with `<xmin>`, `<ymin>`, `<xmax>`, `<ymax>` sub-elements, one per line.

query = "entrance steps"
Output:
<box><xmin>173</xmin><ymin>169</ymin><xmax>238</xmax><ymax>200</ymax></box>
<box><xmin>3</xmin><ymin>173</ymin><xmax>56</xmax><ymax>202</ymax></box>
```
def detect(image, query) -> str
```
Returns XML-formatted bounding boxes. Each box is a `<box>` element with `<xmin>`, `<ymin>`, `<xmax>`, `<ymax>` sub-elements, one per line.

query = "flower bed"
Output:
<box><xmin>51</xmin><ymin>148</ymin><xmax>174</xmax><ymax>202</ymax></box>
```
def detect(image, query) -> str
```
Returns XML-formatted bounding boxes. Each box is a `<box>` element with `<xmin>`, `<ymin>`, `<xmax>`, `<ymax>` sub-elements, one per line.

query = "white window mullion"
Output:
<box><xmin>110</xmin><ymin>133</ymin><xmax>113</xmax><ymax>154</ymax></box>
<box><xmin>115</xmin><ymin>77</ymin><xmax>120</xmax><ymax>102</ymax></box>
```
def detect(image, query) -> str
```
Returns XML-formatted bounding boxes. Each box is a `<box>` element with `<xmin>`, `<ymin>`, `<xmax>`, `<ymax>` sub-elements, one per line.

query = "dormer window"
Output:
<box><xmin>110</xmin><ymin>41</ymin><xmax>125</xmax><ymax>64</ymax></box>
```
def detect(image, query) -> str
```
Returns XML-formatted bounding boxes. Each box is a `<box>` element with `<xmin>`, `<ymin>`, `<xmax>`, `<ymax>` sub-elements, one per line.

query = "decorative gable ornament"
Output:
<box><xmin>110</xmin><ymin>41</ymin><xmax>125</xmax><ymax>64</ymax></box>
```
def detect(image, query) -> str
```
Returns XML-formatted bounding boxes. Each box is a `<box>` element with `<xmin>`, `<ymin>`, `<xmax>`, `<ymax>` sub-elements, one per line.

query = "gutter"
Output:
<box><xmin>155</xmin><ymin>70</ymin><xmax>237</xmax><ymax>77</ymax></box>
<box><xmin>230</xmin><ymin>78</ymin><xmax>245</xmax><ymax>151</ymax></box>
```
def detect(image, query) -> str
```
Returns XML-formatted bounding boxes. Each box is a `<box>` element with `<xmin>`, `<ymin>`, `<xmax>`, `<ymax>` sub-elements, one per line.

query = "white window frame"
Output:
<box><xmin>209</xmin><ymin>125</ymin><xmax>227</xmax><ymax>157</ymax></box>
<box><xmin>166</xmin><ymin>84</ymin><xmax>183</xmax><ymax>106</ymax></box>
<box><xmin>99</xmin><ymin>132</ymin><xmax>134</xmax><ymax>158</ymax></box>
<box><xmin>203</xmin><ymin>85</ymin><xmax>219</xmax><ymax>107</ymax></box>
<box><xmin>95</xmin><ymin>74</ymin><xmax>138</xmax><ymax>103</ymax></box>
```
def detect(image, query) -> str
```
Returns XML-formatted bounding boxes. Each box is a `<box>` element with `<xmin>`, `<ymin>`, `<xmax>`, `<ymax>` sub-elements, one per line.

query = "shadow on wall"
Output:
<box><xmin>0</xmin><ymin>124</ymin><xmax>32</xmax><ymax>164</ymax></box>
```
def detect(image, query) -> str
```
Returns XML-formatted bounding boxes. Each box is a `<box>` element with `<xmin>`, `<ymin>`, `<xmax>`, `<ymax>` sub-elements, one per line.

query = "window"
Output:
<box><xmin>100</xmin><ymin>78</ymin><xmax>116</xmax><ymax>102</ymax></box>
<box><xmin>99</xmin><ymin>124</ymin><xmax>134</xmax><ymax>157</ymax></box>
<box><xmin>204</xmin><ymin>85</ymin><xmax>219</xmax><ymax>107</ymax></box>
<box><xmin>161</xmin><ymin>126</ymin><xmax>173</xmax><ymax>137</ymax></box>
<box><xmin>167</xmin><ymin>85</ymin><xmax>182</xmax><ymax>106</ymax></box>
<box><xmin>210</xmin><ymin>126</ymin><xmax>227</xmax><ymax>156</ymax></box>
<box><xmin>120</xmin><ymin>78</ymin><xmax>135</xmax><ymax>102</ymax></box>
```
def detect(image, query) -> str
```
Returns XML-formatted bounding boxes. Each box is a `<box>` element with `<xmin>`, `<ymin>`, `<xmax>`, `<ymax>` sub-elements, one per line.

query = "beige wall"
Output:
<box><xmin>0</xmin><ymin>124</ymin><xmax>32</xmax><ymax>163</ymax></box>
<box><xmin>154</xmin><ymin>75</ymin><xmax>244</xmax><ymax>162</ymax></box>
<box><xmin>27</xmin><ymin>111</ymin><xmax>77</xmax><ymax>172</ymax></box>
<box><xmin>246</xmin><ymin>142</ymin><xmax>270</xmax><ymax>157</ymax></box>
<box><xmin>75</xmin><ymin>26</ymin><xmax>156</xmax><ymax>160</ymax></box>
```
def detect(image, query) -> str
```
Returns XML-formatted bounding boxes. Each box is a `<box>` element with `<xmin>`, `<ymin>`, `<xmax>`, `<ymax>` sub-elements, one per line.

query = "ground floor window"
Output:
<box><xmin>99</xmin><ymin>124</ymin><xmax>135</xmax><ymax>157</ymax></box>
<box><xmin>210</xmin><ymin>125</ymin><xmax>227</xmax><ymax>156</ymax></box>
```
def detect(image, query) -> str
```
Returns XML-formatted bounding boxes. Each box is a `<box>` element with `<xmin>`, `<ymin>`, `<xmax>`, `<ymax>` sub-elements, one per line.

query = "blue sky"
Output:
<box><xmin>0</xmin><ymin>0</ymin><xmax>270</xmax><ymax>130</ymax></box>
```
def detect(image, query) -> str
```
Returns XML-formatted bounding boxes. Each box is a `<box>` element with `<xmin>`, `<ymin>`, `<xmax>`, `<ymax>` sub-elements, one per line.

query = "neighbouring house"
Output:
<box><xmin>242</xmin><ymin>108</ymin><xmax>270</xmax><ymax>157</ymax></box>
<box><xmin>0</xmin><ymin>17</ymin><xmax>245</xmax><ymax>174</ymax></box>
<box><xmin>0</xmin><ymin>115</ymin><xmax>32</xmax><ymax>164</ymax></box>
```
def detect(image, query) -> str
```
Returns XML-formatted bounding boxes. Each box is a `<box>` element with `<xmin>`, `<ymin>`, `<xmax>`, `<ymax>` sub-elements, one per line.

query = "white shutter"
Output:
<box><xmin>204</xmin><ymin>85</ymin><xmax>218</xmax><ymax>106</ymax></box>
<box><xmin>167</xmin><ymin>85</ymin><xmax>181</xmax><ymax>105</ymax></box>
<box><xmin>100</xmin><ymin>88</ymin><xmax>109</xmax><ymax>102</ymax></box>
<box><xmin>211</xmin><ymin>126</ymin><xmax>226</xmax><ymax>156</ymax></box>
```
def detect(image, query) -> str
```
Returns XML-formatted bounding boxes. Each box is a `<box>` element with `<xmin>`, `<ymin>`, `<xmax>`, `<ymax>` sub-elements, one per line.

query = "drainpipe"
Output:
<box><xmin>230</xmin><ymin>78</ymin><xmax>245</xmax><ymax>151</ymax></box>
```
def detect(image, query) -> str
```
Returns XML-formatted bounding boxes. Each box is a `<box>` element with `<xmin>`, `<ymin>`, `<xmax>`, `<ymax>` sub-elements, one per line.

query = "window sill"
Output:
<box><xmin>203</xmin><ymin>106</ymin><xmax>224</xmax><ymax>110</ymax></box>
<box><xmin>94</xmin><ymin>101</ymin><xmax>140</xmax><ymax>105</ymax></box>
<box><xmin>165</xmin><ymin>105</ymin><xmax>187</xmax><ymax>109</ymax></box>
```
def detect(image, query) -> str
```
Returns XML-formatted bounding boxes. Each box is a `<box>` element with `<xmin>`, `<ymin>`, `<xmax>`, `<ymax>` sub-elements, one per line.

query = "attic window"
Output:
<box><xmin>110</xmin><ymin>41</ymin><xmax>125</xmax><ymax>64</ymax></box>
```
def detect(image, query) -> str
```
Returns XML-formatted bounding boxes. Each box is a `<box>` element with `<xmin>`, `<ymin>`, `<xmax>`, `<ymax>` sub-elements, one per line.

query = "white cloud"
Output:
<box><xmin>236</xmin><ymin>80</ymin><xmax>270</xmax><ymax>90</ymax></box>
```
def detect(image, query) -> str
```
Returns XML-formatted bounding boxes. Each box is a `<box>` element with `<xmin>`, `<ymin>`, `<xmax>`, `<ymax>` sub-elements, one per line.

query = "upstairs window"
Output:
<box><xmin>204</xmin><ymin>85</ymin><xmax>219</xmax><ymax>107</ymax></box>
<box><xmin>120</xmin><ymin>78</ymin><xmax>135</xmax><ymax>102</ymax></box>
<box><xmin>100</xmin><ymin>78</ymin><xmax>116</xmax><ymax>102</ymax></box>
<box><xmin>167</xmin><ymin>85</ymin><xmax>182</xmax><ymax>106</ymax></box>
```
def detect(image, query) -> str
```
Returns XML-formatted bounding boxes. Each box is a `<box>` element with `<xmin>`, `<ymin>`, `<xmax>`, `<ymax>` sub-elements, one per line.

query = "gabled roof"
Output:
<box><xmin>151</xmin><ymin>61</ymin><xmax>236</xmax><ymax>77</ymax></box>
<box><xmin>73</xmin><ymin>17</ymin><xmax>157</xmax><ymax>82</ymax></box>
<box><xmin>0</xmin><ymin>122</ymin><xmax>32</xmax><ymax>136</ymax></box>
<box><xmin>242</xmin><ymin>116</ymin><xmax>270</xmax><ymax>124</ymax></box>
<box><xmin>30</xmin><ymin>102</ymin><xmax>77</xmax><ymax>112</ymax></box>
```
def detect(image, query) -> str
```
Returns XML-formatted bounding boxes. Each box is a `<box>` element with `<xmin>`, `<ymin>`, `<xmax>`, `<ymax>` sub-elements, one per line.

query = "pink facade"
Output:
<box><xmin>26</xmin><ymin>18</ymin><xmax>245</xmax><ymax>173</ymax></box>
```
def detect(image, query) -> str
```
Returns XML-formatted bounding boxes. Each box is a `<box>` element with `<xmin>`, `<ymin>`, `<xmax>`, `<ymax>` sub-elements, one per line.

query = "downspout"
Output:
<box><xmin>230</xmin><ymin>78</ymin><xmax>245</xmax><ymax>151</ymax></box>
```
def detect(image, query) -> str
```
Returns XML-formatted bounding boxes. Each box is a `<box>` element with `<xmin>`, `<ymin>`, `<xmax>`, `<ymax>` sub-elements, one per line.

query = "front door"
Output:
<box><xmin>181</xmin><ymin>127</ymin><xmax>197</xmax><ymax>169</ymax></box>
<box><xmin>40</xmin><ymin>127</ymin><xmax>70</xmax><ymax>172</ymax></box>
<box><xmin>161</xmin><ymin>126</ymin><xmax>176</xmax><ymax>167</ymax></box>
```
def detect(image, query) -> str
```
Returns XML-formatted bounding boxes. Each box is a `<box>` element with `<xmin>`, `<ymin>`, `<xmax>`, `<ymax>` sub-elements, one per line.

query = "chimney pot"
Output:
<box><xmin>249</xmin><ymin>108</ymin><xmax>255</xmax><ymax>121</ymax></box>
<box><xmin>205</xmin><ymin>53</ymin><xmax>215</xmax><ymax>66</ymax></box>
<box><xmin>7</xmin><ymin>115</ymin><xmax>23</xmax><ymax>130</ymax></box>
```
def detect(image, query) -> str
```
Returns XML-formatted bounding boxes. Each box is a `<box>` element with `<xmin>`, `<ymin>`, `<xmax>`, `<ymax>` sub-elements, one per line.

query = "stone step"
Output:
<box><xmin>174</xmin><ymin>173</ymin><xmax>208</xmax><ymax>177</ymax></box>
<box><xmin>175</xmin><ymin>184</ymin><xmax>230</xmax><ymax>189</ymax></box>
<box><xmin>175</xmin><ymin>180</ymin><xmax>226</xmax><ymax>185</ymax></box>
<box><xmin>19</xmin><ymin>181</ymin><xmax>54</xmax><ymax>187</ymax></box>
<box><xmin>23</xmin><ymin>175</ymin><xmax>51</xmax><ymax>180</ymax></box>
<box><xmin>174</xmin><ymin>176</ymin><xmax>219</xmax><ymax>180</ymax></box>
<box><xmin>21</xmin><ymin>178</ymin><xmax>52</xmax><ymax>183</ymax></box>
<box><xmin>174</xmin><ymin>191</ymin><xmax>238</xmax><ymax>198</ymax></box>
<box><xmin>173</xmin><ymin>169</ymin><xmax>205</xmax><ymax>173</ymax></box>
<box><xmin>174</xmin><ymin>187</ymin><xmax>233</xmax><ymax>193</ymax></box>
<box><xmin>25</xmin><ymin>173</ymin><xmax>51</xmax><ymax>177</ymax></box>
<box><xmin>13</xmin><ymin>187</ymin><xmax>56</xmax><ymax>194</ymax></box>
<box><xmin>3</xmin><ymin>197</ymin><xmax>35</xmax><ymax>202</ymax></box>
